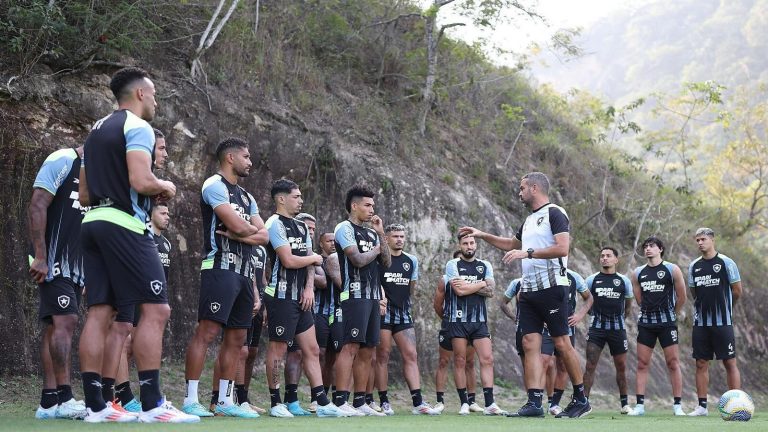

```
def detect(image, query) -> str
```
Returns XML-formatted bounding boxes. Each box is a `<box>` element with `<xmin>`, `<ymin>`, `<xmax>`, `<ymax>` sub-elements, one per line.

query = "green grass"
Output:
<box><xmin>0</xmin><ymin>407</ymin><xmax>765</xmax><ymax>432</ymax></box>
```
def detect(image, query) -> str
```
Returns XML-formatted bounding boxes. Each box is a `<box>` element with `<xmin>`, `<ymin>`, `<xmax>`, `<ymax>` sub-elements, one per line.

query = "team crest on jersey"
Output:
<box><xmin>613</xmin><ymin>279</ymin><xmax>621</xmax><ymax>287</ymax></box>
<box><xmin>367</xmin><ymin>231</ymin><xmax>376</xmax><ymax>240</ymax></box>
<box><xmin>210</xmin><ymin>302</ymin><xmax>221</xmax><ymax>313</ymax></box>
<box><xmin>351</xmin><ymin>328</ymin><xmax>359</xmax><ymax>337</ymax></box>
<box><xmin>297</xmin><ymin>224</ymin><xmax>306</xmax><ymax>236</ymax></box>
<box><xmin>403</xmin><ymin>262</ymin><xmax>411</xmax><ymax>271</ymax></box>
<box><xmin>150</xmin><ymin>280</ymin><xmax>163</xmax><ymax>296</ymax></box>
<box><xmin>536</xmin><ymin>216</ymin><xmax>544</xmax><ymax>226</ymax></box>
<box><xmin>276</xmin><ymin>326</ymin><xmax>285</xmax><ymax>336</ymax></box>
<box><xmin>287</xmin><ymin>340</ymin><xmax>293</xmax><ymax>347</ymax></box>
<box><xmin>657</xmin><ymin>271</ymin><xmax>665</xmax><ymax>279</ymax></box>
<box><xmin>476</xmin><ymin>266</ymin><xmax>484</xmax><ymax>273</ymax></box>
<box><xmin>713</xmin><ymin>264</ymin><xmax>722</xmax><ymax>273</ymax></box>
<box><xmin>57</xmin><ymin>295</ymin><xmax>70</xmax><ymax>309</ymax></box>
<box><xmin>240</xmin><ymin>191</ymin><xmax>250</xmax><ymax>207</ymax></box>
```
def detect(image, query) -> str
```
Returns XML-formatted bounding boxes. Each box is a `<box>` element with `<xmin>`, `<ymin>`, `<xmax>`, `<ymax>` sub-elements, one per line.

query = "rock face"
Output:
<box><xmin>2</xmin><ymin>70</ymin><xmax>766</xmax><ymax>401</ymax></box>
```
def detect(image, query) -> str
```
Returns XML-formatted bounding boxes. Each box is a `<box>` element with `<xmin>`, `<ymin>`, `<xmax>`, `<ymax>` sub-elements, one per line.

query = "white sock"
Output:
<box><xmin>184</xmin><ymin>380</ymin><xmax>199</xmax><ymax>405</ymax></box>
<box><xmin>218</xmin><ymin>380</ymin><xmax>235</xmax><ymax>407</ymax></box>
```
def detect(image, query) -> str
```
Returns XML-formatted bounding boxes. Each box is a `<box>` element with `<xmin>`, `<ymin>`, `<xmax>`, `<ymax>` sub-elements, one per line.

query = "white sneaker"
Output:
<box><xmin>238</xmin><ymin>402</ymin><xmax>261</xmax><ymax>417</ymax></box>
<box><xmin>316</xmin><ymin>402</ymin><xmax>350</xmax><ymax>417</ymax></box>
<box><xmin>469</xmin><ymin>402</ymin><xmax>484</xmax><ymax>413</ymax></box>
<box><xmin>483</xmin><ymin>402</ymin><xmax>508</xmax><ymax>416</ymax></box>
<box><xmin>308</xmin><ymin>401</ymin><xmax>318</xmax><ymax>413</ymax></box>
<box><xmin>339</xmin><ymin>402</ymin><xmax>365</xmax><ymax>417</ymax></box>
<box><xmin>139</xmin><ymin>400</ymin><xmax>200</xmax><ymax>423</ymax></box>
<box><xmin>673</xmin><ymin>404</ymin><xmax>687</xmax><ymax>416</ymax></box>
<box><xmin>35</xmin><ymin>405</ymin><xmax>57</xmax><ymax>419</ymax></box>
<box><xmin>356</xmin><ymin>403</ymin><xmax>386</xmax><ymax>416</ymax></box>
<box><xmin>56</xmin><ymin>398</ymin><xmax>87</xmax><ymax>419</ymax></box>
<box><xmin>433</xmin><ymin>402</ymin><xmax>445</xmax><ymax>413</ymax></box>
<box><xmin>459</xmin><ymin>403</ymin><xmax>470</xmax><ymax>415</ymax></box>
<box><xmin>620</xmin><ymin>405</ymin><xmax>632</xmax><ymax>415</ymax></box>
<box><xmin>84</xmin><ymin>402</ymin><xmax>139</xmax><ymax>423</ymax></box>
<box><xmin>549</xmin><ymin>404</ymin><xmax>562</xmax><ymax>416</ymax></box>
<box><xmin>412</xmin><ymin>402</ymin><xmax>440</xmax><ymax>415</ymax></box>
<box><xmin>628</xmin><ymin>404</ymin><xmax>645</xmax><ymax>416</ymax></box>
<box><xmin>687</xmin><ymin>405</ymin><xmax>708</xmax><ymax>416</ymax></box>
<box><xmin>269</xmin><ymin>403</ymin><xmax>294</xmax><ymax>418</ymax></box>
<box><xmin>369</xmin><ymin>401</ymin><xmax>382</xmax><ymax>412</ymax></box>
<box><xmin>381</xmin><ymin>401</ymin><xmax>395</xmax><ymax>415</ymax></box>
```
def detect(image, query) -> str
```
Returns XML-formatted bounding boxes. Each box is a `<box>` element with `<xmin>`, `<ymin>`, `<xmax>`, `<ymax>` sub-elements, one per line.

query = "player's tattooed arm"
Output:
<box><xmin>27</xmin><ymin>188</ymin><xmax>54</xmax><ymax>284</ymax></box>
<box><xmin>218</xmin><ymin>214</ymin><xmax>269</xmax><ymax>245</ymax></box>
<box><xmin>451</xmin><ymin>278</ymin><xmax>489</xmax><ymax>297</ymax></box>
<box><xmin>433</xmin><ymin>278</ymin><xmax>446</xmax><ymax>319</ymax></box>
<box><xmin>499</xmin><ymin>296</ymin><xmax>515</xmax><ymax>320</ymax></box>
<box><xmin>731</xmin><ymin>281</ymin><xmax>742</xmax><ymax>302</ymax></box>
<box><xmin>314</xmin><ymin>264</ymin><xmax>327</xmax><ymax>290</ymax></box>
<box><xmin>301</xmin><ymin>266</ymin><xmax>315</xmax><ymax>311</ymax></box>
<box><xmin>569</xmin><ymin>289</ymin><xmax>593</xmax><ymax>326</ymax></box>
<box><xmin>409</xmin><ymin>280</ymin><xmax>417</xmax><ymax>297</ymax></box>
<box><xmin>326</xmin><ymin>253</ymin><xmax>342</xmax><ymax>288</ymax></box>
<box><xmin>624</xmin><ymin>298</ymin><xmax>633</xmax><ymax>319</ymax></box>
<box><xmin>374</xmin><ymin>221</ymin><xmax>392</xmax><ymax>268</ymax></box>
<box><xmin>476</xmin><ymin>279</ymin><xmax>495</xmax><ymax>298</ymax></box>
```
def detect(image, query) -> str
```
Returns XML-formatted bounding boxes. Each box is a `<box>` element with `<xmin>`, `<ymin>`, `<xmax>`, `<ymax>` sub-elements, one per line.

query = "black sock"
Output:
<box><xmin>528</xmin><ymin>389</ymin><xmax>543</xmax><ymax>408</ymax></box>
<box><xmin>365</xmin><ymin>393</ymin><xmax>374</xmax><ymax>405</ymax></box>
<box><xmin>379</xmin><ymin>390</ymin><xmax>389</xmax><ymax>404</ymax></box>
<box><xmin>324</xmin><ymin>386</ymin><xmax>330</xmax><ymax>395</ymax></box>
<box><xmin>573</xmin><ymin>383</ymin><xmax>586</xmax><ymax>403</ymax></box>
<box><xmin>56</xmin><ymin>385</ymin><xmax>74</xmax><ymax>404</ymax></box>
<box><xmin>483</xmin><ymin>387</ymin><xmax>494</xmax><ymax>407</ymax></box>
<box><xmin>551</xmin><ymin>388</ymin><xmax>564</xmax><ymax>406</ymax></box>
<box><xmin>235</xmin><ymin>384</ymin><xmax>249</xmax><ymax>404</ymax></box>
<box><xmin>101</xmin><ymin>377</ymin><xmax>116</xmax><ymax>402</ymax></box>
<box><xmin>468</xmin><ymin>392</ymin><xmax>476</xmax><ymax>404</ymax></box>
<box><xmin>411</xmin><ymin>389</ymin><xmax>423</xmax><ymax>407</ymax></box>
<box><xmin>547</xmin><ymin>395</ymin><xmax>553</xmax><ymax>405</ymax></box>
<box><xmin>269</xmin><ymin>388</ymin><xmax>282</xmax><ymax>407</ymax></box>
<box><xmin>620</xmin><ymin>394</ymin><xmax>628</xmax><ymax>407</ymax></box>
<box><xmin>436</xmin><ymin>391</ymin><xmax>445</xmax><ymax>403</ymax></box>
<box><xmin>333</xmin><ymin>391</ymin><xmax>345</xmax><ymax>407</ymax></box>
<box><xmin>40</xmin><ymin>388</ymin><xmax>58</xmax><ymax>409</ymax></box>
<box><xmin>311</xmin><ymin>391</ymin><xmax>317</xmax><ymax>403</ymax></box>
<box><xmin>698</xmin><ymin>398</ymin><xmax>707</xmax><ymax>408</ymax></box>
<box><xmin>138</xmin><ymin>370</ymin><xmax>162</xmax><ymax>412</ymax></box>
<box><xmin>81</xmin><ymin>372</ymin><xmax>107</xmax><ymax>411</ymax></box>
<box><xmin>211</xmin><ymin>390</ymin><xmax>219</xmax><ymax>406</ymax></box>
<box><xmin>115</xmin><ymin>381</ymin><xmax>135</xmax><ymax>406</ymax></box>
<box><xmin>457</xmin><ymin>388</ymin><xmax>468</xmax><ymax>405</ymax></box>
<box><xmin>344</xmin><ymin>391</ymin><xmax>351</xmax><ymax>403</ymax></box>
<box><xmin>312</xmin><ymin>386</ymin><xmax>330</xmax><ymax>406</ymax></box>
<box><xmin>674</xmin><ymin>396</ymin><xmax>681</xmax><ymax>405</ymax></box>
<box><xmin>352</xmin><ymin>392</ymin><xmax>366</xmax><ymax>408</ymax></box>
<box><xmin>284</xmin><ymin>384</ymin><xmax>298</xmax><ymax>404</ymax></box>
<box><xmin>636</xmin><ymin>394</ymin><xmax>645</xmax><ymax>405</ymax></box>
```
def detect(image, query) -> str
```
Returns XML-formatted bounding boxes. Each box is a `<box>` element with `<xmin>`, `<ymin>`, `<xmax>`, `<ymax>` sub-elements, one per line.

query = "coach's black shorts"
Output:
<box><xmin>692</xmin><ymin>325</ymin><xmax>735</xmax><ymax>360</ymax></box>
<box><xmin>518</xmin><ymin>286</ymin><xmax>569</xmax><ymax>337</ymax></box>
<box><xmin>381</xmin><ymin>322</ymin><xmax>414</xmax><ymax>334</ymax></box>
<box><xmin>341</xmin><ymin>299</ymin><xmax>380</xmax><ymax>347</ymax></box>
<box><xmin>587</xmin><ymin>327</ymin><xmax>628</xmax><ymax>356</ymax></box>
<box><xmin>246</xmin><ymin>311</ymin><xmax>264</xmax><ymax>347</ymax></box>
<box><xmin>39</xmin><ymin>278</ymin><xmax>81</xmax><ymax>323</ymax></box>
<box><xmin>265</xmin><ymin>297</ymin><xmax>314</xmax><ymax>342</ymax></box>
<box><xmin>447</xmin><ymin>321</ymin><xmax>490</xmax><ymax>341</ymax></box>
<box><xmin>82</xmin><ymin>221</ymin><xmax>168</xmax><ymax>309</ymax></box>
<box><xmin>637</xmin><ymin>324</ymin><xmax>678</xmax><ymax>349</ymax></box>
<box><xmin>114</xmin><ymin>304</ymin><xmax>140</xmax><ymax>326</ymax></box>
<box><xmin>330</xmin><ymin>309</ymin><xmax>345</xmax><ymax>353</ymax></box>
<box><xmin>314</xmin><ymin>314</ymin><xmax>333</xmax><ymax>348</ymax></box>
<box><xmin>198</xmin><ymin>269</ymin><xmax>253</xmax><ymax>329</ymax></box>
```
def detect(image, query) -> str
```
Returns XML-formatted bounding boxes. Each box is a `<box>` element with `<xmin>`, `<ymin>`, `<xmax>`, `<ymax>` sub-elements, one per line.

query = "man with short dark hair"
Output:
<box><xmin>375</xmin><ymin>224</ymin><xmax>439</xmax><ymax>415</ymax></box>
<box><xmin>78</xmin><ymin>67</ymin><xmax>195</xmax><ymax>423</ymax></box>
<box><xmin>263</xmin><ymin>180</ymin><xmax>347</xmax><ymax>418</ymax></box>
<box><xmin>29</xmin><ymin>144</ymin><xmax>87</xmax><ymax>420</ymax></box>
<box><xmin>687</xmin><ymin>228</ymin><xmax>742</xmax><ymax>417</ymax></box>
<box><xmin>445</xmin><ymin>234</ymin><xmax>506</xmax><ymax>416</ymax></box>
<box><xmin>460</xmin><ymin>171</ymin><xmax>590</xmax><ymax>418</ymax></box>
<box><xmin>582</xmin><ymin>247</ymin><xmax>633</xmax><ymax>414</ymax></box>
<box><xmin>628</xmin><ymin>236</ymin><xmax>687</xmax><ymax>416</ymax></box>
<box><xmin>182</xmin><ymin>137</ymin><xmax>267</xmax><ymax>419</ymax></box>
<box><xmin>332</xmin><ymin>185</ymin><xmax>391</xmax><ymax>416</ymax></box>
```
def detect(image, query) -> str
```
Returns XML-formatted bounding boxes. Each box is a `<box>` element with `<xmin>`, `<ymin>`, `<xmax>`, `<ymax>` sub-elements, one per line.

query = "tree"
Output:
<box><xmin>190</xmin><ymin>0</ymin><xmax>241</xmax><ymax>82</ymax></box>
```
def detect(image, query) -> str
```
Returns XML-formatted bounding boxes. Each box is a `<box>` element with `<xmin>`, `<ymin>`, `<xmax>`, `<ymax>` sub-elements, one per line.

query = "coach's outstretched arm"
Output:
<box><xmin>458</xmin><ymin>226</ymin><xmax>520</xmax><ymax>251</ymax></box>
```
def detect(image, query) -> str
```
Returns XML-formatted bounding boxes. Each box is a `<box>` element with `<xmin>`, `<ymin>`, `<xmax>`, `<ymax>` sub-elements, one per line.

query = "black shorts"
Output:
<box><xmin>265</xmin><ymin>297</ymin><xmax>314</xmax><ymax>342</ymax></box>
<box><xmin>330</xmin><ymin>309</ymin><xmax>345</xmax><ymax>353</ymax></box>
<box><xmin>114</xmin><ymin>304</ymin><xmax>140</xmax><ymax>326</ymax></box>
<box><xmin>553</xmin><ymin>328</ymin><xmax>576</xmax><ymax>357</ymax></box>
<box><xmin>198</xmin><ymin>269</ymin><xmax>254</xmax><ymax>329</ymax></box>
<box><xmin>447</xmin><ymin>321</ymin><xmax>490</xmax><ymax>341</ymax></box>
<box><xmin>637</xmin><ymin>324</ymin><xmax>679</xmax><ymax>349</ymax></box>
<box><xmin>518</xmin><ymin>286</ymin><xmax>569</xmax><ymax>337</ymax></box>
<box><xmin>246</xmin><ymin>311</ymin><xmax>264</xmax><ymax>347</ymax></box>
<box><xmin>692</xmin><ymin>326</ymin><xmax>735</xmax><ymax>360</ymax></box>
<box><xmin>516</xmin><ymin>328</ymin><xmax>555</xmax><ymax>357</ymax></box>
<box><xmin>315</xmin><ymin>314</ymin><xmax>332</xmax><ymax>349</ymax></box>
<box><xmin>82</xmin><ymin>221</ymin><xmax>168</xmax><ymax>309</ymax></box>
<box><xmin>586</xmin><ymin>327</ymin><xmax>628</xmax><ymax>356</ymax></box>
<box><xmin>381</xmin><ymin>322</ymin><xmax>414</xmax><ymax>334</ymax></box>
<box><xmin>38</xmin><ymin>278</ymin><xmax>81</xmax><ymax>323</ymax></box>
<box><xmin>341</xmin><ymin>299</ymin><xmax>380</xmax><ymax>347</ymax></box>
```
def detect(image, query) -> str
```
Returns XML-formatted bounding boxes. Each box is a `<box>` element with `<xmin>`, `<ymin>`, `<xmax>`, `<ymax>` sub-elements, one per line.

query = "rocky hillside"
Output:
<box><xmin>1</xmin><ymin>0</ymin><xmax>766</xmax><ymax>402</ymax></box>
